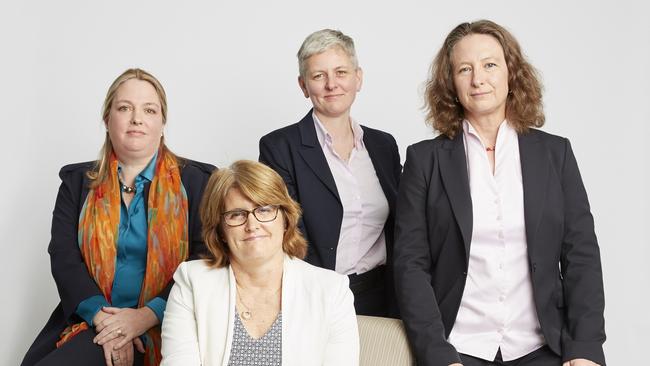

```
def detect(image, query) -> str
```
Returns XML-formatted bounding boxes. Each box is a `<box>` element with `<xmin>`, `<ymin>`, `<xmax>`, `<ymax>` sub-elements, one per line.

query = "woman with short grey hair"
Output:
<box><xmin>259</xmin><ymin>28</ymin><xmax>402</xmax><ymax>318</ymax></box>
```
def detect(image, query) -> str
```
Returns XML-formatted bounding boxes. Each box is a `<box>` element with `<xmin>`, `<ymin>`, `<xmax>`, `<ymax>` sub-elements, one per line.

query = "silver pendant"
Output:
<box><xmin>241</xmin><ymin>311</ymin><xmax>252</xmax><ymax>320</ymax></box>
<box><xmin>120</xmin><ymin>182</ymin><xmax>136</xmax><ymax>194</ymax></box>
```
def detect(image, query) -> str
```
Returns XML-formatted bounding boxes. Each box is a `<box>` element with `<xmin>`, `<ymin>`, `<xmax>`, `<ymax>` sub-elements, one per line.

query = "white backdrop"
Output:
<box><xmin>1</xmin><ymin>1</ymin><xmax>648</xmax><ymax>364</ymax></box>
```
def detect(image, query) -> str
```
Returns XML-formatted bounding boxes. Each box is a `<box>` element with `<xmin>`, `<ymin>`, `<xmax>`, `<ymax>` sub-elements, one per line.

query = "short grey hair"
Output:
<box><xmin>297</xmin><ymin>29</ymin><xmax>358</xmax><ymax>78</ymax></box>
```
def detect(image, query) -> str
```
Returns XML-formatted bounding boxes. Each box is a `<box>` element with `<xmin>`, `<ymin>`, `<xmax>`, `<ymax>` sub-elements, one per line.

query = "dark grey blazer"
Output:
<box><xmin>22</xmin><ymin>158</ymin><xmax>215</xmax><ymax>366</ymax></box>
<box><xmin>259</xmin><ymin>111</ymin><xmax>401</xmax><ymax>314</ymax></box>
<box><xmin>393</xmin><ymin>129</ymin><xmax>606</xmax><ymax>366</ymax></box>
<box><xmin>259</xmin><ymin>110</ymin><xmax>401</xmax><ymax>270</ymax></box>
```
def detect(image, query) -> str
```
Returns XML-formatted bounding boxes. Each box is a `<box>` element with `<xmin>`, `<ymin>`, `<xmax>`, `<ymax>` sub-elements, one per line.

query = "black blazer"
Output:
<box><xmin>22</xmin><ymin>159</ymin><xmax>215</xmax><ymax>366</ymax></box>
<box><xmin>259</xmin><ymin>110</ymin><xmax>401</xmax><ymax>273</ymax></box>
<box><xmin>393</xmin><ymin>129</ymin><xmax>606</xmax><ymax>366</ymax></box>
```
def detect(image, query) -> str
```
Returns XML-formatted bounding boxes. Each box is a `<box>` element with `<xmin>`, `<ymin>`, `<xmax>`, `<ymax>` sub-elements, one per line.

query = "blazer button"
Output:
<box><xmin>462</xmin><ymin>271</ymin><xmax>467</xmax><ymax>275</ymax></box>
<box><xmin>329</xmin><ymin>247</ymin><xmax>334</xmax><ymax>251</ymax></box>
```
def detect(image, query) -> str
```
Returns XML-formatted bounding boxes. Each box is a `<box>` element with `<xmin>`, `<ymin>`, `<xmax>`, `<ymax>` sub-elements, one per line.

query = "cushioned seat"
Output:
<box><xmin>357</xmin><ymin>315</ymin><xmax>415</xmax><ymax>366</ymax></box>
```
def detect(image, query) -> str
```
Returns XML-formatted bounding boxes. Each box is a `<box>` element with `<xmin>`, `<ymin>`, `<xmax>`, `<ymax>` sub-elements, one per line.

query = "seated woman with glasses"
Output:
<box><xmin>160</xmin><ymin>160</ymin><xmax>359</xmax><ymax>366</ymax></box>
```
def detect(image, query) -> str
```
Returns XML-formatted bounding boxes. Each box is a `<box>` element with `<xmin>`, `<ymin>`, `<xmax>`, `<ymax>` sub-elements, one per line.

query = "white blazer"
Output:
<box><xmin>161</xmin><ymin>255</ymin><xmax>359</xmax><ymax>366</ymax></box>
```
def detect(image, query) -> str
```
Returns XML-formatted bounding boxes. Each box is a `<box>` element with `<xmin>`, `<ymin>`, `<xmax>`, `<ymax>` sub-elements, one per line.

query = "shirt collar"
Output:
<box><xmin>140</xmin><ymin>151</ymin><xmax>158</xmax><ymax>182</ymax></box>
<box><xmin>118</xmin><ymin>150</ymin><xmax>158</xmax><ymax>185</ymax></box>
<box><xmin>312</xmin><ymin>112</ymin><xmax>365</xmax><ymax>150</ymax></box>
<box><xmin>462</xmin><ymin>119</ymin><xmax>514</xmax><ymax>146</ymax></box>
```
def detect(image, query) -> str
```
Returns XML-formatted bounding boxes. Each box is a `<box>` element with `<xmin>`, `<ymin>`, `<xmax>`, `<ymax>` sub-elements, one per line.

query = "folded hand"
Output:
<box><xmin>94</xmin><ymin>306</ymin><xmax>158</xmax><ymax>349</ymax></box>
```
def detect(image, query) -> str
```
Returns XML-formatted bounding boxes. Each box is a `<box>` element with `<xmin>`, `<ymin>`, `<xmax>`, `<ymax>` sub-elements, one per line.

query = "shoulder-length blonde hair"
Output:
<box><xmin>200</xmin><ymin>160</ymin><xmax>307</xmax><ymax>268</ymax></box>
<box><xmin>87</xmin><ymin>68</ymin><xmax>178</xmax><ymax>188</ymax></box>
<box><xmin>424</xmin><ymin>19</ymin><xmax>545</xmax><ymax>138</ymax></box>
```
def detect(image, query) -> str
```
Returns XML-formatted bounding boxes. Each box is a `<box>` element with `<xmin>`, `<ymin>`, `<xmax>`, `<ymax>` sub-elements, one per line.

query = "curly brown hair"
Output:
<box><xmin>200</xmin><ymin>160</ymin><xmax>307</xmax><ymax>268</ymax></box>
<box><xmin>424</xmin><ymin>20</ymin><xmax>544</xmax><ymax>138</ymax></box>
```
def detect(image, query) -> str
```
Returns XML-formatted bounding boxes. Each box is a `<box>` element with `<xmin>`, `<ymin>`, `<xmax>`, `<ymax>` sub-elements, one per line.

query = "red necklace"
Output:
<box><xmin>486</xmin><ymin>146</ymin><xmax>495</xmax><ymax>152</ymax></box>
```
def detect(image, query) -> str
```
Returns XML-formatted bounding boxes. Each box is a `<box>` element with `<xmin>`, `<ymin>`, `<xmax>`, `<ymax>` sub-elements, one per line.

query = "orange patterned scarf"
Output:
<box><xmin>58</xmin><ymin>149</ymin><xmax>188</xmax><ymax>365</ymax></box>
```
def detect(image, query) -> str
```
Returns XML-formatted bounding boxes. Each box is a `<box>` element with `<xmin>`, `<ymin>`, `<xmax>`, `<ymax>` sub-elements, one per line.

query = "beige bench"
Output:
<box><xmin>357</xmin><ymin>315</ymin><xmax>415</xmax><ymax>366</ymax></box>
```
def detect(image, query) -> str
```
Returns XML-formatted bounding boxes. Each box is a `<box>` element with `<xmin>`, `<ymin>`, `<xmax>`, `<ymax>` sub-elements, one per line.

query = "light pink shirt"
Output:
<box><xmin>447</xmin><ymin>120</ymin><xmax>545</xmax><ymax>361</ymax></box>
<box><xmin>313</xmin><ymin>113</ymin><xmax>389</xmax><ymax>275</ymax></box>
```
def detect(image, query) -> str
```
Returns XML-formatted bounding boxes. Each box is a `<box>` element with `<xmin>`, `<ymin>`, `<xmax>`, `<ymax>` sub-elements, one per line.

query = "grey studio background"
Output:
<box><xmin>1</xmin><ymin>1</ymin><xmax>648</xmax><ymax>365</ymax></box>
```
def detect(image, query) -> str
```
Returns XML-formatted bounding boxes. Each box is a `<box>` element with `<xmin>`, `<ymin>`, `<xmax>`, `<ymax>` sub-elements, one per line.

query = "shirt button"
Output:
<box><xmin>498</xmin><ymin>232</ymin><xmax>504</xmax><ymax>239</ymax></box>
<box><xmin>496</xmin><ymin>215</ymin><xmax>502</xmax><ymax>220</ymax></box>
<box><xmin>499</xmin><ymin>295</ymin><xmax>506</xmax><ymax>302</ymax></box>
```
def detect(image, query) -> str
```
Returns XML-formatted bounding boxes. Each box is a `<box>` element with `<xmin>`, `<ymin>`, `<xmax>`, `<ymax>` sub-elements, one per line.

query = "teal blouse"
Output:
<box><xmin>76</xmin><ymin>153</ymin><xmax>166</xmax><ymax>325</ymax></box>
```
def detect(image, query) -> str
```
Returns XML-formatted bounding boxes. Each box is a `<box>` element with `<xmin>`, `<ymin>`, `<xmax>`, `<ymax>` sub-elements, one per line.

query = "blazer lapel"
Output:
<box><xmin>297</xmin><ymin>112</ymin><xmax>340</xmax><ymax>202</ymax></box>
<box><xmin>281</xmin><ymin>256</ymin><xmax>293</xmax><ymax>366</ymax></box>
<box><xmin>438</xmin><ymin>134</ymin><xmax>473</xmax><ymax>260</ymax></box>
<box><xmin>519</xmin><ymin>131</ymin><xmax>548</xmax><ymax>257</ymax></box>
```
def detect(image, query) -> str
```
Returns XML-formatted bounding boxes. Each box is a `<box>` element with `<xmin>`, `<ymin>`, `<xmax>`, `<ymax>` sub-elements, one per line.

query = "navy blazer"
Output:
<box><xmin>22</xmin><ymin>158</ymin><xmax>215</xmax><ymax>366</ymax></box>
<box><xmin>259</xmin><ymin>111</ymin><xmax>401</xmax><ymax>271</ymax></box>
<box><xmin>393</xmin><ymin>129</ymin><xmax>606</xmax><ymax>366</ymax></box>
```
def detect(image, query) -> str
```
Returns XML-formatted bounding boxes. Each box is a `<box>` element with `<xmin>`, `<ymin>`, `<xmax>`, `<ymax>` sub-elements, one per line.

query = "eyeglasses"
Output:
<box><xmin>222</xmin><ymin>205</ymin><xmax>280</xmax><ymax>227</ymax></box>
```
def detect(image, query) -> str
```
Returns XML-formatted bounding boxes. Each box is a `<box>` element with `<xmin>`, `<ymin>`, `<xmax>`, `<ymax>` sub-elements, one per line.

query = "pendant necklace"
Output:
<box><xmin>235</xmin><ymin>282</ymin><xmax>282</xmax><ymax>321</ymax></box>
<box><xmin>118</xmin><ymin>171</ymin><xmax>136</xmax><ymax>194</ymax></box>
<box><xmin>236</xmin><ymin>290</ymin><xmax>253</xmax><ymax>320</ymax></box>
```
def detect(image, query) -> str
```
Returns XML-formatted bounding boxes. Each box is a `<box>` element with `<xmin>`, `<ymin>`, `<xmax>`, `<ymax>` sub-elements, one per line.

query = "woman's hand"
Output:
<box><xmin>101</xmin><ymin>335</ymin><xmax>146</xmax><ymax>366</ymax></box>
<box><xmin>102</xmin><ymin>336</ymin><xmax>131</xmax><ymax>366</ymax></box>
<box><xmin>93</xmin><ymin>309</ymin><xmax>112</xmax><ymax>329</ymax></box>
<box><xmin>94</xmin><ymin>306</ymin><xmax>159</xmax><ymax>348</ymax></box>
<box><xmin>132</xmin><ymin>337</ymin><xmax>146</xmax><ymax>354</ymax></box>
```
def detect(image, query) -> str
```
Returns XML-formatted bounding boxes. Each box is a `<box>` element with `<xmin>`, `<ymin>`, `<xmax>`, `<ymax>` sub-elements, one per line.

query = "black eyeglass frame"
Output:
<box><xmin>221</xmin><ymin>205</ymin><xmax>280</xmax><ymax>227</ymax></box>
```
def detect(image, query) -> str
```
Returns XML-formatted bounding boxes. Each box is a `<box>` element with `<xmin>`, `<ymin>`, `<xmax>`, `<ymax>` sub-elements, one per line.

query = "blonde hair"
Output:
<box><xmin>200</xmin><ymin>160</ymin><xmax>307</xmax><ymax>267</ymax></box>
<box><xmin>424</xmin><ymin>20</ymin><xmax>545</xmax><ymax>138</ymax></box>
<box><xmin>87</xmin><ymin>68</ymin><xmax>177</xmax><ymax>187</ymax></box>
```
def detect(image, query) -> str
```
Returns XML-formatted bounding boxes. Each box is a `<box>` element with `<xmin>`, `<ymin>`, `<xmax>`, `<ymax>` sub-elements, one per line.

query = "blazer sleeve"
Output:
<box><xmin>391</xmin><ymin>134</ymin><xmax>403</xmax><ymax>185</ymax></box>
<box><xmin>393</xmin><ymin>145</ymin><xmax>461</xmax><ymax>366</ymax></box>
<box><xmin>384</xmin><ymin>133</ymin><xmax>402</xmax><ymax>318</ymax></box>
<box><xmin>259</xmin><ymin>134</ymin><xmax>298</xmax><ymax>201</ymax></box>
<box><xmin>186</xmin><ymin>162</ymin><xmax>215</xmax><ymax>261</ymax></box>
<box><xmin>323</xmin><ymin>275</ymin><xmax>359</xmax><ymax>366</ymax></box>
<box><xmin>559</xmin><ymin>139</ymin><xmax>606</xmax><ymax>365</ymax></box>
<box><xmin>161</xmin><ymin>262</ymin><xmax>202</xmax><ymax>366</ymax></box>
<box><xmin>259</xmin><ymin>134</ymin><xmax>310</xmax><ymax>245</ymax></box>
<box><xmin>48</xmin><ymin>166</ymin><xmax>104</xmax><ymax>322</ymax></box>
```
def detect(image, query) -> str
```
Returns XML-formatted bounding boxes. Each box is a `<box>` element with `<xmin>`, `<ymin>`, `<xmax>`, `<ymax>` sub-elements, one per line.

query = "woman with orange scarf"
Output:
<box><xmin>21</xmin><ymin>69</ymin><xmax>214</xmax><ymax>366</ymax></box>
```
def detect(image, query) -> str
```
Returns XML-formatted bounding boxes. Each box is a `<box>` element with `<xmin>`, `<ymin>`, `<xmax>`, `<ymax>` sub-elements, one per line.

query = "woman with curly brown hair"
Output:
<box><xmin>393</xmin><ymin>20</ymin><xmax>605</xmax><ymax>366</ymax></box>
